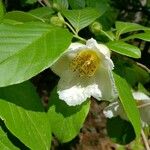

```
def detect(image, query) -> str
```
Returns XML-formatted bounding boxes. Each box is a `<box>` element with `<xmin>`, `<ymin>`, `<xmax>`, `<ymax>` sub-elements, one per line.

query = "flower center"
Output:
<box><xmin>71</xmin><ymin>49</ymin><xmax>100</xmax><ymax>77</ymax></box>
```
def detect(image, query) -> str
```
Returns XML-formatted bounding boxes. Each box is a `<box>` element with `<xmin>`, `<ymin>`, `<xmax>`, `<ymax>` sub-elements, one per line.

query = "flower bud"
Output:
<box><xmin>90</xmin><ymin>22</ymin><xmax>102</xmax><ymax>34</ymax></box>
<box><xmin>50</xmin><ymin>16</ymin><xmax>64</xmax><ymax>27</ymax></box>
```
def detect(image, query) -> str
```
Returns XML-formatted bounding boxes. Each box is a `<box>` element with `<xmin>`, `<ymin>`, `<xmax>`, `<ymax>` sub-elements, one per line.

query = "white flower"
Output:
<box><xmin>51</xmin><ymin>38</ymin><xmax>118</xmax><ymax>106</ymax></box>
<box><xmin>103</xmin><ymin>91</ymin><xmax>150</xmax><ymax>126</ymax></box>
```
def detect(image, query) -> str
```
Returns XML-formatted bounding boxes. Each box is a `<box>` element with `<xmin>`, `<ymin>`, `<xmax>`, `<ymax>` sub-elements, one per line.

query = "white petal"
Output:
<box><xmin>58</xmin><ymin>84</ymin><xmax>101</xmax><ymax>106</ymax></box>
<box><xmin>104</xmin><ymin>91</ymin><xmax>150</xmax><ymax>126</ymax></box>
<box><xmin>51</xmin><ymin>42</ymin><xmax>84</xmax><ymax>76</ymax></box>
<box><xmin>103</xmin><ymin>101</ymin><xmax>128</xmax><ymax>121</ymax></box>
<box><xmin>103</xmin><ymin>101</ymin><xmax>120</xmax><ymax>118</ymax></box>
<box><xmin>101</xmin><ymin>55</ymin><xmax>114</xmax><ymax>70</ymax></box>
<box><xmin>68</xmin><ymin>42</ymin><xmax>84</xmax><ymax>52</ymax></box>
<box><xmin>133</xmin><ymin>91</ymin><xmax>150</xmax><ymax>100</ymax></box>
<box><xmin>95</xmin><ymin>68</ymin><xmax>118</xmax><ymax>101</ymax></box>
<box><xmin>140</xmin><ymin>106</ymin><xmax>150</xmax><ymax>125</ymax></box>
<box><xmin>57</xmin><ymin>70</ymin><xmax>102</xmax><ymax>106</ymax></box>
<box><xmin>86</xmin><ymin>38</ymin><xmax>111</xmax><ymax>57</ymax></box>
<box><xmin>51</xmin><ymin>53</ymin><xmax>70</xmax><ymax>76</ymax></box>
<box><xmin>137</xmin><ymin>93</ymin><xmax>150</xmax><ymax>125</ymax></box>
<box><xmin>97</xmin><ymin>44</ymin><xmax>111</xmax><ymax>57</ymax></box>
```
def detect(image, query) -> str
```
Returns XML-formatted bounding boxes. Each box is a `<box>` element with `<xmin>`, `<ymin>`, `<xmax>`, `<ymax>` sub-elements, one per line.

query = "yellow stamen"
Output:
<box><xmin>71</xmin><ymin>49</ymin><xmax>100</xmax><ymax>77</ymax></box>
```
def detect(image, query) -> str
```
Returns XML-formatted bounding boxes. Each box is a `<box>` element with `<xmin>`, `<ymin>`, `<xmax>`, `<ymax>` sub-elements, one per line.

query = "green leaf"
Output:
<box><xmin>48</xmin><ymin>88</ymin><xmax>90</xmax><ymax>143</ymax></box>
<box><xmin>54</xmin><ymin>0</ymin><xmax>69</xmax><ymax>9</ymax></box>
<box><xmin>62</xmin><ymin>7</ymin><xmax>100</xmax><ymax>32</ymax></box>
<box><xmin>4</xmin><ymin>11</ymin><xmax>44</xmax><ymax>22</ymax></box>
<box><xmin>124</xmin><ymin>63</ymin><xmax>150</xmax><ymax>86</ymax></box>
<box><xmin>0</xmin><ymin>81</ymin><xmax>51</xmax><ymax>150</ymax></box>
<box><xmin>0</xmin><ymin>22</ymin><xmax>72</xmax><ymax>87</ymax></box>
<box><xmin>116</xmin><ymin>21</ymin><xmax>150</xmax><ymax>37</ymax></box>
<box><xmin>113</xmin><ymin>72</ymin><xmax>141</xmax><ymax>138</ymax></box>
<box><xmin>29</xmin><ymin>7</ymin><xmax>54</xmax><ymax>19</ymax></box>
<box><xmin>107</xmin><ymin>116</ymin><xmax>135</xmax><ymax>145</ymax></box>
<box><xmin>138</xmin><ymin>83</ymin><xmax>150</xmax><ymax>96</ymax></box>
<box><xmin>68</xmin><ymin>0</ymin><xmax>85</xmax><ymax>9</ymax></box>
<box><xmin>2</xmin><ymin>19</ymin><xmax>23</xmax><ymax>25</ymax></box>
<box><xmin>0</xmin><ymin>123</ymin><xmax>19</xmax><ymax>150</ymax></box>
<box><xmin>107</xmin><ymin>41</ymin><xmax>141</xmax><ymax>58</ymax></box>
<box><xmin>0</xmin><ymin>0</ymin><xmax>5</xmax><ymax>21</ymax></box>
<box><xmin>114</xmin><ymin>58</ymin><xmax>150</xmax><ymax>87</ymax></box>
<box><xmin>86</xmin><ymin>0</ymin><xmax>109</xmax><ymax>15</ymax></box>
<box><xmin>98</xmin><ymin>7</ymin><xmax>118</xmax><ymax>31</ymax></box>
<box><xmin>124</xmin><ymin>33</ymin><xmax>150</xmax><ymax>42</ymax></box>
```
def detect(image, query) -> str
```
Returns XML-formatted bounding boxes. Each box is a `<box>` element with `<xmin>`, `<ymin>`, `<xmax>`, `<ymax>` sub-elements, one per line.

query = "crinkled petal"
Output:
<box><xmin>103</xmin><ymin>101</ymin><xmax>127</xmax><ymax>120</ymax></box>
<box><xmin>104</xmin><ymin>91</ymin><xmax>150</xmax><ymax>126</ymax></box>
<box><xmin>103</xmin><ymin>101</ymin><xmax>120</xmax><ymax>118</ymax></box>
<box><xmin>95</xmin><ymin>68</ymin><xmax>118</xmax><ymax>101</ymax></box>
<box><xmin>57</xmin><ymin>70</ymin><xmax>102</xmax><ymax>106</ymax></box>
<box><xmin>58</xmin><ymin>84</ymin><xmax>101</xmax><ymax>106</ymax></box>
<box><xmin>51</xmin><ymin>43</ymin><xmax>84</xmax><ymax>76</ymax></box>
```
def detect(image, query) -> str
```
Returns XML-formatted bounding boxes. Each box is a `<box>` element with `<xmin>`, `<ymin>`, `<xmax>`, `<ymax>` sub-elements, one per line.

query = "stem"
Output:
<box><xmin>65</xmin><ymin>21</ymin><xmax>86</xmax><ymax>43</ymax></box>
<box><xmin>43</xmin><ymin>0</ymin><xmax>51</xmax><ymax>7</ymax></box>
<box><xmin>116</xmin><ymin>31</ymin><xmax>120</xmax><ymax>41</ymax></box>
<box><xmin>38</xmin><ymin>0</ymin><xmax>51</xmax><ymax>7</ymax></box>
<box><xmin>137</xmin><ymin>62</ymin><xmax>150</xmax><ymax>73</ymax></box>
<box><xmin>138</xmin><ymin>102</ymin><xmax>150</xmax><ymax>109</ymax></box>
<box><xmin>101</xmin><ymin>30</ymin><xmax>114</xmax><ymax>41</ymax></box>
<box><xmin>64</xmin><ymin>22</ymin><xmax>77</xmax><ymax>35</ymax></box>
<box><xmin>73</xmin><ymin>35</ymin><xmax>86</xmax><ymax>43</ymax></box>
<box><xmin>141</xmin><ymin>129</ymin><xmax>150</xmax><ymax>150</ymax></box>
<box><xmin>121</xmin><ymin>36</ymin><xmax>133</xmax><ymax>41</ymax></box>
<box><xmin>38</xmin><ymin>0</ymin><xmax>45</xmax><ymax>6</ymax></box>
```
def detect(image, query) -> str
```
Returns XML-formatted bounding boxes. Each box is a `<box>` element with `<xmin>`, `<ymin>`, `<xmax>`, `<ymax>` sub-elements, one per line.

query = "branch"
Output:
<box><xmin>141</xmin><ymin>129</ymin><xmax>150</xmax><ymax>150</ymax></box>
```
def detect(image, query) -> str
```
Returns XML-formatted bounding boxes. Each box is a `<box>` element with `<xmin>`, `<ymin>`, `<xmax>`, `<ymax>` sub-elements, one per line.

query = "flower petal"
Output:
<box><xmin>103</xmin><ymin>101</ymin><xmax>128</xmax><ymax>121</ymax></box>
<box><xmin>57</xmin><ymin>70</ymin><xmax>102</xmax><ymax>106</ymax></box>
<box><xmin>86</xmin><ymin>38</ymin><xmax>111</xmax><ymax>57</ymax></box>
<box><xmin>101</xmin><ymin>55</ymin><xmax>114</xmax><ymax>70</ymax></box>
<box><xmin>140</xmin><ymin>105</ymin><xmax>150</xmax><ymax>125</ymax></box>
<box><xmin>104</xmin><ymin>91</ymin><xmax>150</xmax><ymax>126</ymax></box>
<box><xmin>137</xmin><ymin>94</ymin><xmax>150</xmax><ymax>125</ymax></box>
<box><xmin>86</xmin><ymin>38</ymin><xmax>114</xmax><ymax>70</ymax></box>
<box><xmin>103</xmin><ymin>101</ymin><xmax>119</xmax><ymax>118</ymax></box>
<box><xmin>95</xmin><ymin>68</ymin><xmax>118</xmax><ymax>101</ymax></box>
<box><xmin>133</xmin><ymin>91</ymin><xmax>150</xmax><ymax>100</ymax></box>
<box><xmin>51</xmin><ymin>43</ymin><xmax>84</xmax><ymax>76</ymax></box>
<box><xmin>68</xmin><ymin>42</ymin><xmax>84</xmax><ymax>52</ymax></box>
